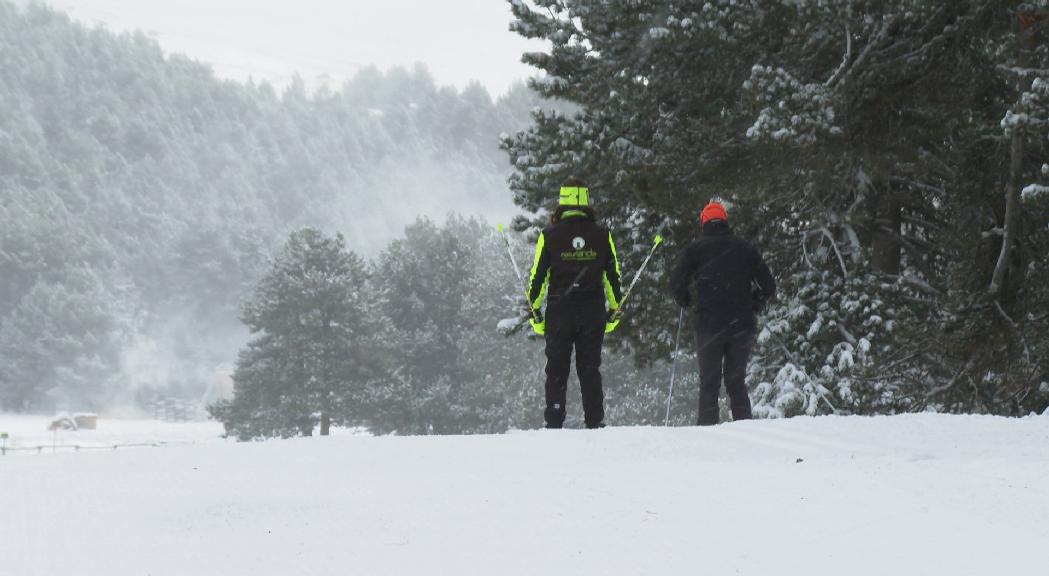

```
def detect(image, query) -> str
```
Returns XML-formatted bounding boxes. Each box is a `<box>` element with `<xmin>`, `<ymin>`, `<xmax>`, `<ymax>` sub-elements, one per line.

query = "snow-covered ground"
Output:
<box><xmin>2</xmin><ymin>414</ymin><xmax>1047</xmax><ymax>575</ymax></box>
<box><xmin>0</xmin><ymin>414</ymin><xmax>224</xmax><ymax>454</ymax></box>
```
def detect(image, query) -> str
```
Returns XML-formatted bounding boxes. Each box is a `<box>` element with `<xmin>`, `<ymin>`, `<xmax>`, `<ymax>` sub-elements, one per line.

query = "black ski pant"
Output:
<box><xmin>544</xmin><ymin>298</ymin><xmax>606</xmax><ymax>429</ymax></box>
<box><xmin>695</xmin><ymin>325</ymin><xmax>755</xmax><ymax>426</ymax></box>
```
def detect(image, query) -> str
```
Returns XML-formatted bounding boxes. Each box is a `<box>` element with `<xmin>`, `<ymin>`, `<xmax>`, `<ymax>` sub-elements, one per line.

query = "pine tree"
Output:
<box><xmin>210</xmin><ymin>229</ymin><xmax>379</xmax><ymax>439</ymax></box>
<box><xmin>0</xmin><ymin>268</ymin><xmax>120</xmax><ymax>412</ymax></box>
<box><xmin>506</xmin><ymin>0</ymin><xmax>1049</xmax><ymax>416</ymax></box>
<box><xmin>367</xmin><ymin>217</ymin><xmax>505</xmax><ymax>434</ymax></box>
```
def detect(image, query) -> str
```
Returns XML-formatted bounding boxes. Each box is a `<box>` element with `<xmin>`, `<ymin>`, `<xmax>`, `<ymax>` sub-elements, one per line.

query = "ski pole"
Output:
<box><xmin>664</xmin><ymin>307</ymin><xmax>685</xmax><ymax>426</ymax></box>
<box><xmin>498</xmin><ymin>224</ymin><xmax>542</xmax><ymax>323</ymax></box>
<box><xmin>611</xmin><ymin>234</ymin><xmax>664</xmax><ymax>321</ymax></box>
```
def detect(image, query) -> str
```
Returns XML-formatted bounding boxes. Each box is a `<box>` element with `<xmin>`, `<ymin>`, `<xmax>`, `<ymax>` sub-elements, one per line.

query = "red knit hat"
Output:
<box><xmin>700</xmin><ymin>202</ymin><xmax>729</xmax><ymax>226</ymax></box>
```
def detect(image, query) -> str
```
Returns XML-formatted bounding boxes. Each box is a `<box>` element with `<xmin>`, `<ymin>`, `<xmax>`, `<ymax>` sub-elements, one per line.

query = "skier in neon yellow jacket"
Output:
<box><xmin>527</xmin><ymin>178</ymin><xmax>622</xmax><ymax>429</ymax></box>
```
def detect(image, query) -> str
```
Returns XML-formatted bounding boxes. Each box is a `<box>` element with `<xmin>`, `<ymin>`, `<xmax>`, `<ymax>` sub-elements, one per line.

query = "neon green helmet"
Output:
<box><xmin>559</xmin><ymin>185</ymin><xmax>590</xmax><ymax>206</ymax></box>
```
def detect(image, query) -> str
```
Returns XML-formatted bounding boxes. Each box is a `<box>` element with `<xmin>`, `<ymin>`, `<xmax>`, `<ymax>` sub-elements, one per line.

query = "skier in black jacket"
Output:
<box><xmin>669</xmin><ymin>202</ymin><xmax>776</xmax><ymax>425</ymax></box>
<box><xmin>528</xmin><ymin>178</ymin><xmax>623</xmax><ymax>429</ymax></box>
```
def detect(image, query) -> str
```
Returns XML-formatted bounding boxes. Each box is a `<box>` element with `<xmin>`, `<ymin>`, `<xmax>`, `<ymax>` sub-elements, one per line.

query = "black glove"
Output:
<box><xmin>529</xmin><ymin>308</ymin><xmax>546</xmax><ymax>335</ymax></box>
<box><xmin>751</xmin><ymin>289</ymin><xmax>767</xmax><ymax>313</ymax></box>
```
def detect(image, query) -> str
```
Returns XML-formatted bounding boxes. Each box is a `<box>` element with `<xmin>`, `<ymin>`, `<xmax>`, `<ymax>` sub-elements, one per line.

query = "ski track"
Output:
<box><xmin>2</xmin><ymin>414</ymin><xmax>1047</xmax><ymax>576</ymax></box>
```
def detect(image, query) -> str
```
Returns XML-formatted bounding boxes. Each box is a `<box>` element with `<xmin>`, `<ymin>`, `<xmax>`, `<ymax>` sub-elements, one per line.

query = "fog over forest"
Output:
<box><xmin>12</xmin><ymin>0</ymin><xmax>541</xmax><ymax>95</ymax></box>
<box><xmin>0</xmin><ymin>1</ymin><xmax>553</xmax><ymax>416</ymax></box>
<box><xmin>3</xmin><ymin>1</ymin><xmax>1048</xmax><ymax>429</ymax></box>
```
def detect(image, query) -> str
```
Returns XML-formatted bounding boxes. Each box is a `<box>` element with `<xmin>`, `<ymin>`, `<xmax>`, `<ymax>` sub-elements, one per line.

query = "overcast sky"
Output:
<box><xmin>32</xmin><ymin>0</ymin><xmax>543</xmax><ymax>95</ymax></box>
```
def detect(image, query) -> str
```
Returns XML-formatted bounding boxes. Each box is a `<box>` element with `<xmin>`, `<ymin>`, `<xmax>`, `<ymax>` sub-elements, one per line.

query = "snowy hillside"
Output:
<box><xmin>2</xmin><ymin>414</ymin><xmax>1047</xmax><ymax>575</ymax></box>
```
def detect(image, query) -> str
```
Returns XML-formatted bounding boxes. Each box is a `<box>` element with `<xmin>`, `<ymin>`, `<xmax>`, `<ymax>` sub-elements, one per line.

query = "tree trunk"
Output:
<box><xmin>872</xmin><ymin>186</ymin><xmax>902</xmax><ymax>275</ymax></box>
<box><xmin>990</xmin><ymin>129</ymin><xmax>1024</xmax><ymax>296</ymax></box>
<box><xmin>991</xmin><ymin>20</ymin><xmax>1034</xmax><ymax>295</ymax></box>
<box><xmin>319</xmin><ymin>317</ymin><xmax>333</xmax><ymax>437</ymax></box>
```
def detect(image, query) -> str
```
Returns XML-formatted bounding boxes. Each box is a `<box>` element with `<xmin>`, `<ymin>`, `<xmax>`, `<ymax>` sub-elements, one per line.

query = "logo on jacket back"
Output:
<box><xmin>562</xmin><ymin>236</ymin><xmax>597</xmax><ymax>261</ymax></box>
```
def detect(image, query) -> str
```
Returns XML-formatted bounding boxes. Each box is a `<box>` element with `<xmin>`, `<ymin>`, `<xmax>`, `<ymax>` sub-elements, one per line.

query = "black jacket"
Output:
<box><xmin>669</xmin><ymin>221</ymin><xmax>776</xmax><ymax>332</ymax></box>
<box><xmin>528</xmin><ymin>208</ymin><xmax>623</xmax><ymax>308</ymax></box>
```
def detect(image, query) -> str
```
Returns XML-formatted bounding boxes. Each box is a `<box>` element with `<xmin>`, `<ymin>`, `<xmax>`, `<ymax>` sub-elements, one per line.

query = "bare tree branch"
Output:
<box><xmin>994</xmin><ymin>300</ymin><xmax>1031</xmax><ymax>366</ymax></box>
<box><xmin>827</xmin><ymin>25</ymin><xmax>854</xmax><ymax>88</ymax></box>
<box><xmin>926</xmin><ymin>357</ymin><xmax>974</xmax><ymax>398</ymax></box>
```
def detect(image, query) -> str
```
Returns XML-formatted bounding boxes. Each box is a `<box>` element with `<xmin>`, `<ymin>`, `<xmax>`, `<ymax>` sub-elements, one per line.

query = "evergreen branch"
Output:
<box><xmin>889</xmin><ymin>176</ymin><xmax>945</xmax><ymax>196</ymax></box>
<box><xmin>996</xmin><ymin>65</ymin><xmax>1049</xmax><ymax>77</ymax></box>
<box><xmin>901</xmin><ymin>215</ymin><xmax>948</xmax><ymax>236</ymax></box>
<box><xmin>884</xmin><ymin>274</ymin><xmax>942</xmax><ymax>297</ymax></box>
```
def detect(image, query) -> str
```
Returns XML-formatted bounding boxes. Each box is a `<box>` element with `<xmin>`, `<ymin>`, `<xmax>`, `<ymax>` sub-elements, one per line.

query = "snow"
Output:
<box><xmin>2</xmin><ymin>414</ymin><xmax>1047</xmax><ymax>575</ymax></box>
<box><xmin>0</xmin><ymin>414</ymin><xmax>223</xmax><ymax>454</ymax></box>
<box><xmin>1001</xmin><ymin>111</ymin><xmax>1039</xmax><ymax>133</ymax></box>
<box><xmin>497</xmin><ymin>316</ymin><xmax>523</xmax><ymax>333</ymax></box>
<box><xmin>745</xmin><ymin>65</ymin><xmax>841</xmax><ymax>144</ymax></box>
<box><xmin>649</xmin><ymin>27</ymin><xmax>671</xmax><ymax>39</ymax></box>
<box><xmin>1021</xmin><ymin>183</ymin><xmax>1049</xmax><ymax>201</ymax></box>
<box><xmin>532</xmin><ymin>74</ymin><xmax>570</xmax><ymax>90</ymax></box>
<box><xmin>806</xmin><ymin>315</ymin><xmax>823</xmax><ymax>338</ymax></box>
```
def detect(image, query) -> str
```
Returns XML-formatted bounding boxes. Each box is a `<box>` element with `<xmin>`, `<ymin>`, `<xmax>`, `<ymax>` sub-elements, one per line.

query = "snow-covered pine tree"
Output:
<box><xmin>937</xmin><ymin>1</ymin><xmax>1049</xmax><ymax>414</ymax></box>
<box><xmin>738</xmin><ymin>1</ymin><xmax>970</xmax><ymax>416</ymax></box>
<box><xmin>367</xmin><ymin>216</ymin><xmax>547</xmax><ymax>434</ymax></box>
<box><xmin>0</xmin><ymin>267</ymin><xmax>120</xmax><ymax>412</ymax></box>
<box><xmin>506</xmin><ymin>0</ymin><xmax>1049</xmax><ymax>416</ymax></box>
<box><xmin>504</xmin><ymin>0</ymin><xmax>811</xmax><ymax>367</ymax></box>
<box><xmin>209</xmin><ymin>229</ymin><xmax>380</xmax><ymax>440</ymax></box>
<box><xmin>453</xmin><ymin>218</ymin><xmax>549</xmax><ymax>432</ymax></box>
